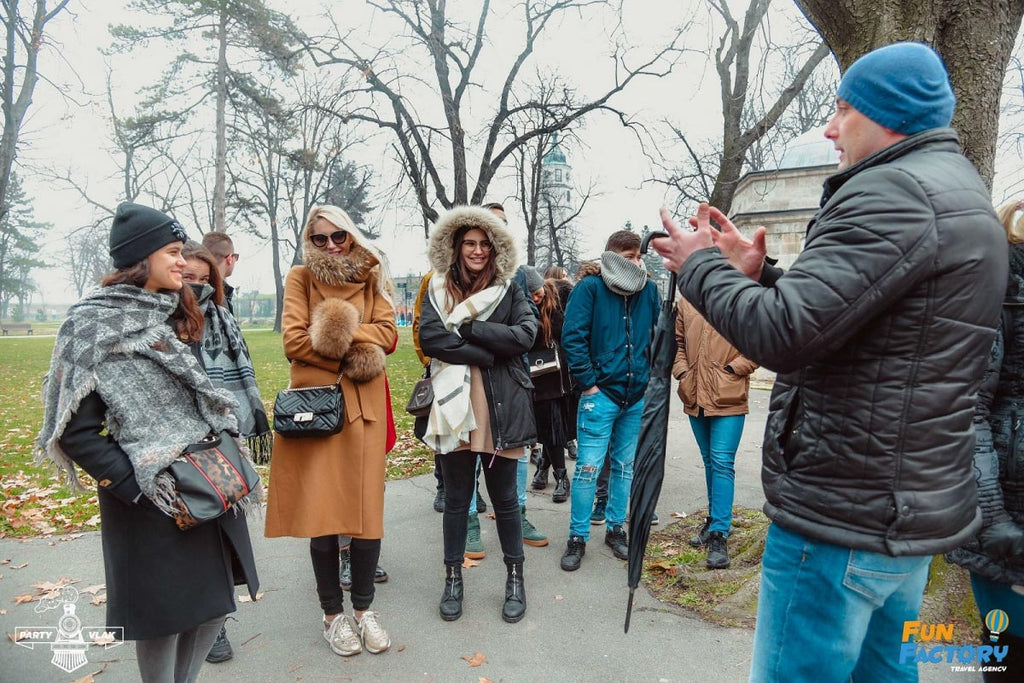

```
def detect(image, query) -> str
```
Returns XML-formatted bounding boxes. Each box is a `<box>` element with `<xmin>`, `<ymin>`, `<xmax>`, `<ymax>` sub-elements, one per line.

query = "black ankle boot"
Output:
<box><xmin>531</xmin><ymin>459</ymin><xmax>550</xmax><ymax>490</ymax></box>
<box><xmin>440</xmin><ymin>565</ymin><xmax>463</xmax><ymax>621</ymax></box>
<box><xmin>552</xmin><ymin>468</ymin><xmax>570</xmax><ymax>503</ymax></box>
<box><xmin>502</xmin><ymin>562</ymin><xmax>526</xmax><ymax>623</ymax></box>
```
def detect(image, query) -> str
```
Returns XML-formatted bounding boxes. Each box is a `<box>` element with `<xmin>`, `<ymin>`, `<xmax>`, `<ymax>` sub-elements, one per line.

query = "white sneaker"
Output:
<box><xmin>357</xmin><ymin>610</ymin><xmax>391</xmax><ymax>654</ymax></box>
<box><xmin>323</xmin><ymin>614</ymin><xmax>361</xmax><ymax>656</ymax></box>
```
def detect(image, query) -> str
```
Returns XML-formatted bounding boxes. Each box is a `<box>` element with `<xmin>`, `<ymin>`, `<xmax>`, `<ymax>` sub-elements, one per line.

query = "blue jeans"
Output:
<box><xmin>518</xmin><ymin>449</ymin><xmax>528</xmax><ymax>508</ymax></box>
<box><xmin>750</xmin><ymin>524</ymin><xmax>931</xmax><ymax>683</ymax></box>
<box><xmin>569</xmin><ymin>391</ymin><xmax>643</xmax><ymax>540</ymax></box>
<box><xmin>688</xmin><ymin>414</ymin><xmax>744</xmax><ymax>535</ymax></box>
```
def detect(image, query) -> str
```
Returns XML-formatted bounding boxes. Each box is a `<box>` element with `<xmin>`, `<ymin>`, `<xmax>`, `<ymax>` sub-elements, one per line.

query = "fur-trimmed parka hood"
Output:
<box><xmin>428</xmin><ymin>206</ymin><xmax>518</xmax><ymax>281</ymax></box>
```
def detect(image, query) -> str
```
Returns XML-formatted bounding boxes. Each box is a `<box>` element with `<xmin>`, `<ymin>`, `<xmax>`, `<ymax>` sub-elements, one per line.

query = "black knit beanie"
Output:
<box><xmin>108</xmin><ymin>203</ymin><xmax>189</xmax><ymax>269</ymax></box>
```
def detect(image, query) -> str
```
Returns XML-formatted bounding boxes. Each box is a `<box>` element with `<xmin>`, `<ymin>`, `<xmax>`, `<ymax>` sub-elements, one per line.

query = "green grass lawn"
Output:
<box><xmin>0</xmin><ymin>325</ymin><xmax>432</xmax><ymax>538</ymax></box>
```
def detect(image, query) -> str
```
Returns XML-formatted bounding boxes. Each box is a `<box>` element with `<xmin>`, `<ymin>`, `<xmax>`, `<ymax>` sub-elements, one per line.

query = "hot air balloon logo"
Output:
<box><xmin>985</xmin><ymin>609</ymin><xmax>1010</xmax><ymax>642</ymax></box>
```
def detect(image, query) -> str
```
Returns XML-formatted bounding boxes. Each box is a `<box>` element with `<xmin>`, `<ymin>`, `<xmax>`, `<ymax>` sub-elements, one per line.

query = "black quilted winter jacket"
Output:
<box><xmin>678</xmin><ymin>128</ymin><xmax>1007</xmax><ymax>556</ymax></box>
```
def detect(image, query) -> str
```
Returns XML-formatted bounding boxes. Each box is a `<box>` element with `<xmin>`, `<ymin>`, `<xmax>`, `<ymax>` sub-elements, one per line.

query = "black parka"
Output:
<box><xmin>947</xmin><ymin>243</ymin><xmax>1024</xmax><ymax>583</ymax></box>
<box><xmin>679</xmin><ymin>128</ymin><xmax>1008</xmax><ymax>556</ymax></box>
<box><xmin>418</xmin><ymin>205</ymin><xmax>538</xmax><ymax>453</ymax></box>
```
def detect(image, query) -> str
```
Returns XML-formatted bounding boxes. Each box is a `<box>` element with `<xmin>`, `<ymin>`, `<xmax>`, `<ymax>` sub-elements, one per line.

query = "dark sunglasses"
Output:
<box><xmin>310</xmin><ymin>230</ymin><xmax>349</xmax><ymax>248</ymax></box>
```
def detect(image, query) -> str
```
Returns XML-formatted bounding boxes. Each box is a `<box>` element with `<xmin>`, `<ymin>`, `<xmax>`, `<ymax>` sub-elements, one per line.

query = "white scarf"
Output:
<box><xmin>424</xmin><ymin>274</ymin><xmax>510</xmax><ymax>453</ymax></box>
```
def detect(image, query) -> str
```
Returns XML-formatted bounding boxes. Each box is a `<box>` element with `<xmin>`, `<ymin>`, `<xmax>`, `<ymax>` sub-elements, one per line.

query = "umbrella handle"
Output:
<box><xmin>640</xmin><ymin>230</ymin><xmax>668</xmax><ymax>255</ymax></box>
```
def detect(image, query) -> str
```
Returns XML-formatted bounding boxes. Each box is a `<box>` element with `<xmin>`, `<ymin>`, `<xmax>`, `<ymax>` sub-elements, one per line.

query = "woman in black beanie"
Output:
<box><xmin>37</xmin><ymin>202</ymin><xmax>259</xmax><ymax>683</ymax></box>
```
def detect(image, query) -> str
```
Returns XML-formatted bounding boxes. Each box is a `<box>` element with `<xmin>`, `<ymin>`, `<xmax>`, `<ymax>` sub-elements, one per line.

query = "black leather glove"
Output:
<box><xmin>977</xmin><ymin>520</ymin><xmax>1024</xmax><ymax>561</ymax></box>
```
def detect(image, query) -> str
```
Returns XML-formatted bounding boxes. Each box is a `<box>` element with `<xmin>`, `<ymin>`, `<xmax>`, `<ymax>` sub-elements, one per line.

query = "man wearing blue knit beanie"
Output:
<box><xmin>653</xmin><ymin>42</ymin><xmax>1007</xmax><ymax>681</ymax></box>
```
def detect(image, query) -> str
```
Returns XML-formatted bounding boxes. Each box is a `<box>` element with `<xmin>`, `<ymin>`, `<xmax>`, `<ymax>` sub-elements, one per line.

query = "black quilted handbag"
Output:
<box><xmin>405</xmin><ymin>365</ymin><xmax>433</xmax><ymax>417</ymax></box>
<box><xmin>169</xmin><ymin>431</ymin><xmax>260</xmax><ymax>531</ymax></box>
<box><xmin>273</xmin><ymin>371</ymin><xmax>345</xmax><ymax>438</ymax></box>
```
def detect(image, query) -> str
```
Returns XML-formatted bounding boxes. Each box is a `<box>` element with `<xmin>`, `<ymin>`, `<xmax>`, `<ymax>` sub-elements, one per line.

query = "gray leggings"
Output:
<box><xmin>135</xmin><ymin>614</ymin><xmax>226</xmax><ymax>683</ymax></box>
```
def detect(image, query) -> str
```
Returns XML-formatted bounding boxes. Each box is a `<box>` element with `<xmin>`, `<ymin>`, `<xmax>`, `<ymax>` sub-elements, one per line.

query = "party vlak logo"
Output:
<box><xmin>985</xmin><ymin>609</ymin><xmax>1010</xmax><ymax>642</ymax></box>
<box><xmin>14</xmin><ymin>586</ymin><xmax>123</xmax><ymax>674</ymax></box>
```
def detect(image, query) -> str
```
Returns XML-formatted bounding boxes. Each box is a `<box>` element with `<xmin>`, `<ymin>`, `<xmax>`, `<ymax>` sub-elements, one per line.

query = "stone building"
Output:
<box><xmin>729</xmin><ymin>127</ymin><xmax>838</xmax><ymax>269</ymax></box>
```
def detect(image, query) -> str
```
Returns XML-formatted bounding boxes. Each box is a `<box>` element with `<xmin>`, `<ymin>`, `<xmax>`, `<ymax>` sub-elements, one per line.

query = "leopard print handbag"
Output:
<box><xmin>169</xmin><ymin>431</ymin><xmax>260</xmax><ymax>531</ymax></box>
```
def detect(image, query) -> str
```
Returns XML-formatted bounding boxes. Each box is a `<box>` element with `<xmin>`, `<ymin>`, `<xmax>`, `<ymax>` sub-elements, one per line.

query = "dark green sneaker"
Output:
<box><xmin>465</xmin><ymin>513</ymin><xmax>485</xmax><ymax>559</ymax></box>
<box><xmin>521</xmin><ymin>506</ymin><xmax>548</xmax><ymax>547</ymax></box>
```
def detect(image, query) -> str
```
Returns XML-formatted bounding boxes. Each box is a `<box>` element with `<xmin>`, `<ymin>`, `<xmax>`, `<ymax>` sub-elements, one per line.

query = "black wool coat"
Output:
<box><xmin>59</xmin><ymin>391</ymin><xmax>259</xmax><ymax>640</ymax></box>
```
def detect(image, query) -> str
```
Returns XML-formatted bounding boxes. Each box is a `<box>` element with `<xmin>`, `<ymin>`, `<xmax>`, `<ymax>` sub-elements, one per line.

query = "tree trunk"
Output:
<box><xmin>794</xmin><ymin>0</ymin><xmax>1024</xmax><ymax>187</ymax></box>
<box><xmin>213</xmin><ymin>9</ymin><xmax>229</xmax><ymax>232</ymax></box>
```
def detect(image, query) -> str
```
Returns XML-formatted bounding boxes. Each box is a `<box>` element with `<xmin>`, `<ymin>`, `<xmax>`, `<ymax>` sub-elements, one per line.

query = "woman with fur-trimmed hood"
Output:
<box><xmin>419</xmin><ymin>205</ymin><xmax>538</xmax><ymax>625</ymax></box>
<box><xmin>265</xmin><ymin>205</ymin><xmax>397</xmax><ymax>658</ymax></box>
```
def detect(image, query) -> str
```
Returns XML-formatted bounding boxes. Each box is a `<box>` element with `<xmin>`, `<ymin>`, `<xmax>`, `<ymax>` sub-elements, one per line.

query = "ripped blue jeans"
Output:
<box><xmin>568</xmin><ymin>390</ymin><xmax>643</xmax><ymax>540</ymax></box>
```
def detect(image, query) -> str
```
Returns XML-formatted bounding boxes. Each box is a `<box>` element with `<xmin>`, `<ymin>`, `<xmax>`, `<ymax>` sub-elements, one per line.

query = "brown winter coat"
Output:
<box><xmin>265</xmin><ymin>242</ymin><xmax>397</xmax><ymax>540</ymax></box>
<box><xmin>673</xmin><ymin>299</ymin><xmax>757</xmax><ymax>417</ymax></box>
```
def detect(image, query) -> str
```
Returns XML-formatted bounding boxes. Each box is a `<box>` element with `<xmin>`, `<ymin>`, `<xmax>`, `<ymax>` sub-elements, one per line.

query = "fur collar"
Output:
<box><xmin>428</xmin><ymin>206</ymin><xmax>518</xmax><ymax>281</ymax></box>
<box><xmin>303</xmin><ymin>241</ymin><xmax>379</xmax><ymax>288</ymax></box>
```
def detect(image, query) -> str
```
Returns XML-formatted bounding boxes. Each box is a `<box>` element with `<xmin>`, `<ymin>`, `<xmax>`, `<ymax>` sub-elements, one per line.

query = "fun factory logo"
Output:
<box><xmin>14</xmin><ymin>586</ymin><xmax>123</xmax><ymax>674</ymax></box>
<box><xmin>898</xmin><ymin>611</ymin><xmax>1011</xmax><ymax>674</ymax></box>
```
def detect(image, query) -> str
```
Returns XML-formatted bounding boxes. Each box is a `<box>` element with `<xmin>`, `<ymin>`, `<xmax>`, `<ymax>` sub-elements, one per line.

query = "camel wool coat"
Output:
<box><xmin>265</xmin><ymin>244</ymin><xmax>397</xmax><ymax>540</ymax></box>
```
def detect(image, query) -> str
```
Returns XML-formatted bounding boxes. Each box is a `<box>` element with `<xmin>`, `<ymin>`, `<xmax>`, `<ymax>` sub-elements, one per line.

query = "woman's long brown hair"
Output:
<box><xmin>182</xmin><ymin>240</ymin><xmax>225</xmax><ymax>305</ymax></box>
<box><xmin>444</xmin><ymin>225</ymin><xmax>498</xmax><ymax>308</ymax></box>
<box><xmin>101</xmin><ymin>260</ymin><xmax>204</xmax><ymax>343</ymax></box>
<box><xmin>537</xmin><ymin>279</ymin><xmax>561</xmax><ymax>346</ymax></box>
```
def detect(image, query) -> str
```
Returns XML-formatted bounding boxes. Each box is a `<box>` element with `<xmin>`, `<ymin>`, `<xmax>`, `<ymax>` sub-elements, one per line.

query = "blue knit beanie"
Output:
<box><xmin>836</xmin><ymin>42</ymin><xmax>955</xmax><ymax>135</ymax></box>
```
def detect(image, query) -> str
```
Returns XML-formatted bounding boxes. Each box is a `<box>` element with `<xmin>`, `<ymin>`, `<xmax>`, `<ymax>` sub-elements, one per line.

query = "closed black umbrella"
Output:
<box><xmin>624</xmin><ymin>230</ymin><xmax>677</xmax><ymax>633</ymax></box>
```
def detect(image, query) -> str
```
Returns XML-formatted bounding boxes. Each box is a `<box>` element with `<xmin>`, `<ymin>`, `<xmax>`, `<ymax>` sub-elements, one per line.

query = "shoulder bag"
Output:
<box><xmin>273</xmin><ymin>368</ymin><xmax>345</xmax><ymax>438</ymax></box>
<box><xmin>169</xmin><ymin>431</ymin><xmax>260</xmax><ymax>531</ymax></box>
<box><xmin>405</xmin><ymin>364</ymin><xmax>434</xmax><ymax>417</ymax></box>
<box><xmin>528</xmin><ymin>343</ymin><xmax>561</xmax><ymax>377</ymax></box>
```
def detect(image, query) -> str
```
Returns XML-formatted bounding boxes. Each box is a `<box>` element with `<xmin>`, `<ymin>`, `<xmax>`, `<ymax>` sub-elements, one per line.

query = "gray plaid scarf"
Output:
<box><xmin>192</xmin><ymin>284</ymin><xmax>272</xmax><ymax>463</ymax></box>
<box><xmin>600</xmin><ymin>251</ymin><xmax>648</xmax><ymax>296</ymax></box>
<box><xmin>36</xmin><ymin>285</ymin><xmax>246</xmax><ymax>518</ymax></box>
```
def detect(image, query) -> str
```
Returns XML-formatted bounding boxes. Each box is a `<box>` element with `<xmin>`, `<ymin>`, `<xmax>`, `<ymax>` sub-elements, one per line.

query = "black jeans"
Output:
<box><xmin>543</xmin><ymin>443</ymin><xmax>566</xmax><ymax>470</ymax></box>
<box><xmin>441</xmin><ymin>450</ymin><xmax>523</xmax><ymax>566</ymax></box>
<box><xmin>309</xmin><ymin>535</ymin><xmax>381</xmax><ymax>615</ymax></box>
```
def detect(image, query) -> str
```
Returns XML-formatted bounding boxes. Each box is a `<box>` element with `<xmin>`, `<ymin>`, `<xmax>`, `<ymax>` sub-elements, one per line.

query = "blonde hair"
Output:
<box><xmin>997</xmin><ymin>199</ymin><xmax>1024</xmax><ymax>244</ymax></box>
<box><xmin>304</xmin><ymin>204</ymin><xmax>393</xmax><ymax>301</ymax></box>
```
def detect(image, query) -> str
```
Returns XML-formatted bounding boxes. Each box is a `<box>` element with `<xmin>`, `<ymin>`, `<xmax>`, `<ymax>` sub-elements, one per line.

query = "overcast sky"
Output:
<box><xmin>16</xmin><ymin>1</ymin><xmax>1024</xmax><ymax>306</ymax></box>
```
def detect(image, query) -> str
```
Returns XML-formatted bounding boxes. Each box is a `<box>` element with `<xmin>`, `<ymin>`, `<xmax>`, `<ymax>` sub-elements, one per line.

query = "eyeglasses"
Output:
<box><xmin>310</xmin><ymin>230</ymin><xmax>349</xmax><ymax>248</ymax></box>
<box><xmin>462</xmin><ymin>239</ymin><xmax>492</xmax><ymax>252</ymax></box>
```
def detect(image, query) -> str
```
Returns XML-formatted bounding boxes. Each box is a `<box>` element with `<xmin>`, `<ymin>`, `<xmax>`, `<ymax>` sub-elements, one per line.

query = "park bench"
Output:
<box><xmin>1</xmin><ymin>322</ymin><xmax>33</xmax><ymax>336</ymax></box>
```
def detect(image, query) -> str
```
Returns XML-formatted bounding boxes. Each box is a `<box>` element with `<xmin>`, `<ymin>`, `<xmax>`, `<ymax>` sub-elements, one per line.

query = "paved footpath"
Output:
<box><xmin>1</xmin><ymin>391</ymin><xmax>975</xmax><ymax>682</ymax></box>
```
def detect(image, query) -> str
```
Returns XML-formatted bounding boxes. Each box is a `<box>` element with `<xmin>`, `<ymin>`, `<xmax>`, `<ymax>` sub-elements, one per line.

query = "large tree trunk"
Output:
<box><xmin>794</xmin><ymin>0</ymin><xmax>1024</xmax><ymax>187</ymax></box>
<box><xmin>213</xmin><ymin>9</ymin><xmax>228</xmax><ymax>232</ymax></box>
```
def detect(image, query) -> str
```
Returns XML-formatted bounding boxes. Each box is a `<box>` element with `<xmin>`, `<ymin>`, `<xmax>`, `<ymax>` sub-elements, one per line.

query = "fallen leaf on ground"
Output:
<box><xmin>479</xmin><ymin>678</ymin><xmax>493</xmax><ymax>683</ymax></box>
<box><xmin>10</xmin><ymin>563</ymin><xmax>27</xmax><ymax>570</ymax></box>
<box><xmin>396</xmin><ymin>644</ymin><xmax>405</xmax><ymax>652</ymax></box>
<box><xmin>1</xmin><ymin>559</ymin><xmax>9</xmax><ymax>565</ymax></box>
<box><xmin>8</xmin><ymin>631</ymin><xmax>24</xmax><ymax>642</ymax></box>
<box><xmin>462</xmin><ymin>652</ymin><xmax>486</xmax><ymax>667</ymax></box>
<box><xmin>0</xmin><ymin>609</ymin><xmax>6</xmax><ymax>615</ymax></box>
<box><xmin>462</xmin><ymin>558</ymin><xmax>480</xmax><ymax>569</ymax></box>
<box><xmin>13</xmin><ymin>594</ymin><xmax>35</xmax><ymax>605</ymax></box>
<box><xmin>647</xmin><ymin>560</ymin><xmax>677</xmax><ymax>572</ymax></box>
<box><xmin>91</xmin><ymin>632</ymin><xmax>116</xmax><ymax>645</ymax></box>
<box><xmin>80</xmin><ymin>584</ymin><xmax>105</xmax><ymax>595</ymax></box>
<box><xmin>237</xmin><ymin>591</ymin><xmax>264</xmax><ymax>603</ymax></box>
<box><xmin>670</xmin><ymin>511</ymin><xmax>688</xmax><ymax>518</ymax></box>
<box><xmin>486</xmin><ymin>513</ymin><xmax>495</xmax><ymax>520</ymax></box>
<box><xmin>554</xmin><ymin>594</ymin><xmax>564</xmax><ymax>601</ymax></box>
<box><xmin>90</xmin><ymin>594</ymin><xmax>106</xmax><ymax>606</ymax></box>
<box><xmin>72</xmin><ymin>663</ymin><xmax>107</xmax><ymax>682</ymax></box>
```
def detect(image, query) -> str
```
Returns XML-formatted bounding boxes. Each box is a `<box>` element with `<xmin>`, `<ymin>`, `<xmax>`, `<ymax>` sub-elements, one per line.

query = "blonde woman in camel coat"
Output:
<box><xmin>265</xmin><ymin>205</ymin><xmax>397</xmax><ymax>658</ymax></box>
